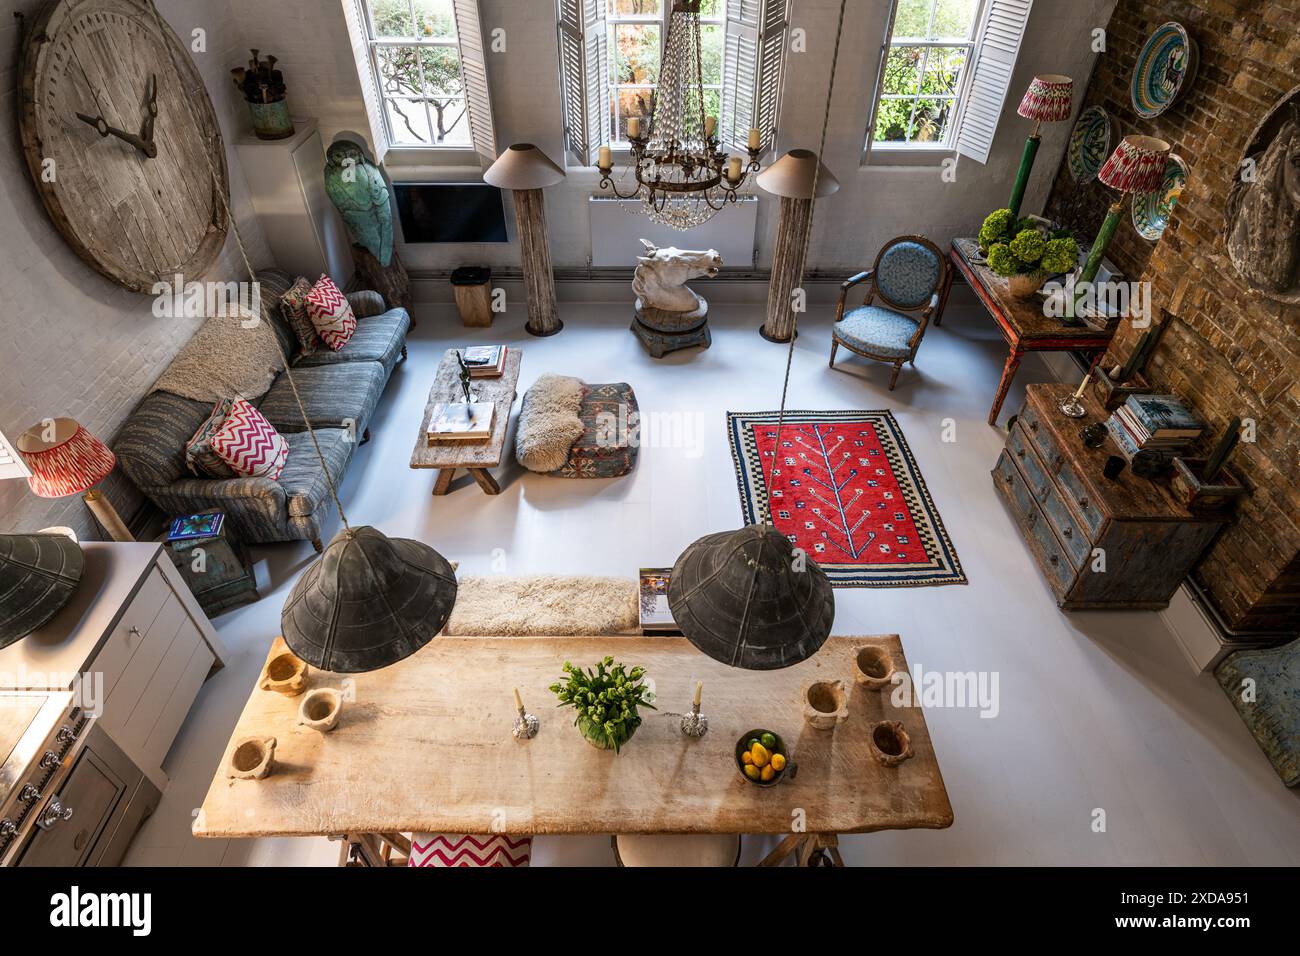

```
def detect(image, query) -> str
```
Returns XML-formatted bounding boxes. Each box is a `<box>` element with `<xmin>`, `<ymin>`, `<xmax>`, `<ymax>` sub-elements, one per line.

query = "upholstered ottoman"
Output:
<box><xmin>612</xmin><ymin>834</ymin><xmax>741</xmax><ymax>867</ymax></box>
<box><xmin>515</xmin><ymin>375</ymin><xmax>639</xmax><ymax>478</ymax></box>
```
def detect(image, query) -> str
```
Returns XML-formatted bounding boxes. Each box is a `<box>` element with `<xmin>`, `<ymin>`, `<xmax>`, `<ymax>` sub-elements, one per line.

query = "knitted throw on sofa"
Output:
<box><xmin>152</xmin><ymin>305</ymin><xmax>285</xmax><ymax>404</ymax></box>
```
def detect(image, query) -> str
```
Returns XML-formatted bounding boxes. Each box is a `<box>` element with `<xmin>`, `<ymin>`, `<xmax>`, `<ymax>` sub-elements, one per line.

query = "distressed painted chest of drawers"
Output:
<box><xmin>992</xmin><ymin>384</ymin><xmax>1224</xmax><ymax>610</ymax></box>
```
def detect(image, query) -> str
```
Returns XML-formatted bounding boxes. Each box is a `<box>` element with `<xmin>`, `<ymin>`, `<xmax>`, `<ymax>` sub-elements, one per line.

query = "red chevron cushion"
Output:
<box><xmin>408</xmin><ymin>833</ymin><xmax>532</xmax><ymax>867</ymax></box>
<box><xmin>209</xmin><ymin>397</ymin><xmax>288</xmax><ymax>480</ymax></box>
<box><xmin>304</xmin><ymin>274</ymin><xmax>356</xmax><ymax>351</ymax></box>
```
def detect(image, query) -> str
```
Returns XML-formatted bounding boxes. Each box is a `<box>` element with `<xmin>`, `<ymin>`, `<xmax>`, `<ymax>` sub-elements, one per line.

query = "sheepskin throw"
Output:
<box><xmin>514</xmin><ymin>374</ymin><xmax>586</xmax><ymax>473</ymax></box>
<box><xmin>152</xmin><ymin>306</ymin><xmax>285</xmax><ymax>404</ymax></box>
<box><xmin>442</xmin><ymin>575</ymin><xmax>639</xmax><ymax>636</ymax></box>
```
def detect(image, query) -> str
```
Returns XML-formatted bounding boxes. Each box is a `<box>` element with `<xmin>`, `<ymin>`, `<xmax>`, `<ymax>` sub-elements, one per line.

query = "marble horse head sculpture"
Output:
<box><xmin>632</xmin><ymin>239</ymin><xmax>723</xmax><ymax>314</ymax></box>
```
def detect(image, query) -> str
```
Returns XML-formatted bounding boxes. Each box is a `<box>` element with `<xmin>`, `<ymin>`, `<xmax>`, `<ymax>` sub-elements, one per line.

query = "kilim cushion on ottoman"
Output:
<box><xmin>551</xmin><ymin>382</ymin><xmax>640</xmax><ymax>479</ymax></box>
<box><xmin>408</xmin><ymin>834</ymin><xmax>532</xmax><ymax>867</ymax></box>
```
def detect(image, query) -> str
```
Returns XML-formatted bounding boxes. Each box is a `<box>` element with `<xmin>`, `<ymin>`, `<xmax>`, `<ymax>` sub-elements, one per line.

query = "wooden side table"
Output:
<box><xmin>937</xmin><ymin>239</ymin><xmax>1113</xmax><ymax>426</ymax></box>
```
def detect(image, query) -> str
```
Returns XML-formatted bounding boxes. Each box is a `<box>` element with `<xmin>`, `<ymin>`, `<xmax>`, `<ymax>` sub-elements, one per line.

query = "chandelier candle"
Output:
<box><xmin>596</xmin><ymin>0</ymin><xmax>763</xmax><ymax>229</ymax></box>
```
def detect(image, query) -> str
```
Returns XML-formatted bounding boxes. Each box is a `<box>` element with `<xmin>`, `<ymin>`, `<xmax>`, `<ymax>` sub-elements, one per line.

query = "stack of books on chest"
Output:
<box><xmin>638</xmin><ymin>568</ymin><xmax>681</xmax><ymax>636</ymax></box>
<box><xmin>462</xmin><ymin>345</ymin><xmax>507</xmax><ymax>378</ymax></box>
<box><xmin>1106</xmin><ymin>394</ymin><xmax>1203</xmax><ymax>461</ymax></box>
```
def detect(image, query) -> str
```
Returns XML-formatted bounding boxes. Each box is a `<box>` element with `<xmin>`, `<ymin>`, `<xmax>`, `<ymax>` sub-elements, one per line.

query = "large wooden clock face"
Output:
<box><xmin>19</xmin><ymin>0</ymin><xmax>230</xmax><ymax>293</ymax></box>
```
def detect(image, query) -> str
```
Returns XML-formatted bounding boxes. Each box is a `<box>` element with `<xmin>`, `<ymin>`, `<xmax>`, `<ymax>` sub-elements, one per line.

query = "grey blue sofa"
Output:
<box><xmin>114</xmin><ymin>270</ymin><xmax>410</xmax><ymax>551</ymax></box>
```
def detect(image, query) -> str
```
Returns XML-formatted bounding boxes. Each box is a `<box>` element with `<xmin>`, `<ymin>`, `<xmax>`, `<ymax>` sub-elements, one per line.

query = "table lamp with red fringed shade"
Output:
<box><xmin>1008</xmin><ymin>74</ymin><xmax>1073</xmax><ymax>217</ymax></box>
<box><xmin>1074</xmin><ymin>135</ymin><xmax>1171</xmax><ymax>307</ymax></box>
<box><xmin>16</xmin><ymin>417</ymin><xmax>133</xmax><ymax>541</ymax></box>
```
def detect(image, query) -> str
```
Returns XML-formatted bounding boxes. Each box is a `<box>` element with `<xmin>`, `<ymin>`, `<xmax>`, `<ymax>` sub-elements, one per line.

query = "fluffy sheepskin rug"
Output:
<box><xmin>514</xmin><ymin>374</ymin><xmax>586</xmax><ymax>473</ymax></box>
<box><xmin>443</xmin><ymin>575</ymin><xmax>640</xmax><ymax>636</ymax></box>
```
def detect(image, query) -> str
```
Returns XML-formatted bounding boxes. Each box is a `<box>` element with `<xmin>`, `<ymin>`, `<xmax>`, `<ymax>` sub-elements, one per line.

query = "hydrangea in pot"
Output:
<box><xmin>979</xmin><ymin>209</ymin><xmax>1079</xmax><ymax>299</ymax></box>
<box><xmin>550</xmin><ymin>657</ymin><xmax>656</xmax><ymax>752</ymax></box>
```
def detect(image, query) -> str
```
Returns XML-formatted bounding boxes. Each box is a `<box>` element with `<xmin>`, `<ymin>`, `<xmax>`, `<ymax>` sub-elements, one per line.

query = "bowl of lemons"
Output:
<box><xmin>735</xmin><ymin>729</ymin><xmax>794</xmax><ymax>787</ymax></box>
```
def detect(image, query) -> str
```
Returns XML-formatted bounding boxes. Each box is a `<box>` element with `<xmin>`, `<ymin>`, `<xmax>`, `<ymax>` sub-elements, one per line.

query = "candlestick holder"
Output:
<box><xmin>1058</xmin><ymin>394</ymin><xmax>1086</xmax><ymax>418</ymax></box>
<box><xmin>680</xmin><ymin>701</ymin><xmax>708</xmax><ymax>738</ymax></box>
<box><xmin>512</xmin><ymin>705</ymin><xmax>539</xmax><ymax>740</ymax></box>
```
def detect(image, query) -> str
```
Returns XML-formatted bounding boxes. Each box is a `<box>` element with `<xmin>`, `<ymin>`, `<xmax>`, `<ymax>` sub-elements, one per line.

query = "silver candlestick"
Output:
<box><xmin>680</xmin><ymin>681</ymin><xmax>708</xmax><ymax>738</ymax></box>
<box><xmin>512</xmin><ymin>688</ymin><xmax>538</xmax><ymax>740</ymax></box>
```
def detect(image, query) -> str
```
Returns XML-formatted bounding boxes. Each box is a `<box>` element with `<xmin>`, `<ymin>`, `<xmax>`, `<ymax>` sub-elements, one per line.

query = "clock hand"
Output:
<box><xmin>74</xmin><ymin>110</ymin><xmax>158</xmax><ymax>159</ymax></box>
<box><xmin>140</xmin><ymin>74</ymin><xmax>158</xmax><ymax>145</ymax></box>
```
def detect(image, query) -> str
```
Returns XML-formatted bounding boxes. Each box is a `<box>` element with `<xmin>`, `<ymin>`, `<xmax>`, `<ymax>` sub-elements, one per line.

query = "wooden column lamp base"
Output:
<box><xmin>761</xmin><ymin>195</ymin><xmax>812</xmax><ymax>343</ymax></box>
<box><xmin>513</xmin><ymin>187</ymin><xmax>562</xmax><ymax>337</ymax></box>
<box><xmin>83</xmin><ymin>489</ymin><xmax>134</xmax><ymax>542</ymax></box>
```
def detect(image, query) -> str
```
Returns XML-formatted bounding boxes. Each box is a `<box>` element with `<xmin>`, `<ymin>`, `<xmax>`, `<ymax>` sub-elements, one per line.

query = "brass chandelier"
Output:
<box><xmin>596</xmin><ymin>0</ymin><xmax>763</xmax><ymax>230</ymax></box>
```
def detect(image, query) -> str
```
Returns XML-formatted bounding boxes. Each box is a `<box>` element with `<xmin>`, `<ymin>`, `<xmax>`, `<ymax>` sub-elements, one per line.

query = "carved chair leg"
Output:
<box><xmin>311</xmin><ymin>537</ymin><xmax>324</xmax><ymax>554</ymax></box>
<box><xmin>829</xmin><ymin>339</ymin><xmax>839</xmax><ymax>367</ymax></box>
<box><xmin>888</xmin><ymin>362</ymin><xmax>902</xmax><ymax>390</ymax></box>
<box><xmin>401</xmin><ymin>345</ymin><xmax>408</xmax><ymax>361</ymax></box>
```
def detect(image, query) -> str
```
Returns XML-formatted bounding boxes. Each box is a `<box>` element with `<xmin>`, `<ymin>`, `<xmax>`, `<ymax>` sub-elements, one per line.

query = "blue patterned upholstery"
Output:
<box><xmin>835</xmin><ymin>306</ymin><xmax>919</xmax><ymax>358</ymax></box>
<box><xmin>294</xmin><ymin>308</ymin><xmax>410</xmax><ymax>375</ymax></box>
<box><xmin>279</xmin><ymin>429</ymin><xmax>356</xmax><ymax>518</ymax></box>
<box><xmin>256</xmin><ymin>361</ymin><xmax>386</xmax><ymax>435</ymax></box>
<box><xmin>876</xmin><ymin>241</ymin><xmax>942</xmax><ymax>309</ymax></box>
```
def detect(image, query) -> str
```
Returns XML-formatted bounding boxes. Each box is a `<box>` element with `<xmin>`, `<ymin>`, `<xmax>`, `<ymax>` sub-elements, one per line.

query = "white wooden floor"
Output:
<box><xmin>124</xmin><ymin>297</ymin><xmax>1300</xmax><ymax>867</ymax></box>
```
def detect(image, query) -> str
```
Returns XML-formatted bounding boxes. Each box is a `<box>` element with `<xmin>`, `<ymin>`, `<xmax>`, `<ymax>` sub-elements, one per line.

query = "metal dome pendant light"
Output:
<box><xmin>668</xmin><ymin>0</ymin><xmax>849</xmax><ymax>671</ymax></box>
<box><xmin>142</xmin><ymin>2</ymin><xmax>456</xmax><ymax>673</ymax></box>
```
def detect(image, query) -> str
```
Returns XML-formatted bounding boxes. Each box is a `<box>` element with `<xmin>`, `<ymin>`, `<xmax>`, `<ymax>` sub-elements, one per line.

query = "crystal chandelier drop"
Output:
<box><xmin>596</xmin><ymin>0</ymin><xmax>762</xmax><ymax>230</ymax></box>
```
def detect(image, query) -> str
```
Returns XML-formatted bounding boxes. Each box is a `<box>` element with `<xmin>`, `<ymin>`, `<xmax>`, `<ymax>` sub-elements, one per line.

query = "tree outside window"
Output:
<box><xmin>366</xmin><ymin>0</ymin><xmax>470</xmax><ymax>146</ymax></box>
<box><xmin>610</xmin><ymin>0</ymin><xmax>725</xmax><ymax>143</ymax></box>
<box><xmin>872</xmin><ymin>0</ymin><xmax>982</xmax><ymax>146</ymax></box>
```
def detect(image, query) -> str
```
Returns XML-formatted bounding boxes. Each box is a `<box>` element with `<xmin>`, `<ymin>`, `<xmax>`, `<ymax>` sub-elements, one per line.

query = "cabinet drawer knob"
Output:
<box><xmin>128</xmin><ymin>626</ymin><xmax>141</xmax><ymax>637</ymax></box>
<box><xmin>1078</xmin><ymin>497</ymin><xmax>1089</xmax><ymax>510</ymax></box>
<box><xmin>1028</xmin><ymin>420</ymin><xmax>1039</xmax><ymax>432</ymax></box>
<box><xmin>1048</xmin><ymin>554</ymin><xmax>1059</xmax><ymax>565</ymax></box>
<box><xmin>1062</xmin><ymin>526</ymin><xmax>1073</xmax><ymax>538</ymax></box>
<box><xmin>1053</xmin><ymin>455</ymin><xmax>1064</xmax><ymax>469</ymax></box>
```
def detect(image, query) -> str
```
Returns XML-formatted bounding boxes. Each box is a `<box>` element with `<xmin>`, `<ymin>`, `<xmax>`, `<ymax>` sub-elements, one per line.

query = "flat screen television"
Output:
<box><xmin>393</xmin><ymin>182</ymin><xmax>509</xmax><ymax>243</ymax></box>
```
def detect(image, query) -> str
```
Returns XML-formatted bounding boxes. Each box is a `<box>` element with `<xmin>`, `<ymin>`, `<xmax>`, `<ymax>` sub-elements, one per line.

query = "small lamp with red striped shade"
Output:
<box><xmin>16</xmin><ymin>418</ymin><xmax>133</xmax><ymax>541</ymax></box>
<box><xmin>1074</xmin><ymin>135</ymin><xmax>1171</xmax><ymax>312</ymax></box>
<box><xmin>1007</xmin><ymin>74</ymin><xmax>1073</xmax><ymax>216</ymax></box>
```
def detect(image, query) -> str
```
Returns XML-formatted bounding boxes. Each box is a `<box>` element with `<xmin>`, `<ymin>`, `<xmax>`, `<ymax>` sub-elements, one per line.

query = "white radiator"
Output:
<box><xmin>587</xmin><ymin>196</ymin><xmax>759</xmax><ymax>268</ymax></box>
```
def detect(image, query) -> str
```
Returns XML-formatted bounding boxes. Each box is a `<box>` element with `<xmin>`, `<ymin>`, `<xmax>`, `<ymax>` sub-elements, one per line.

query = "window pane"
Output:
<box><xmin>413</xmin><ymin>0</ymin><xmax>456</xmax><ymax>40</ymax></box>
<box><xmin>698</xmin><ymin>0</ymin><xmax>723</xmax><ymax>17</ymax></box>
<box><xmin>920</xmin><ymin>46</ymin><xmax>967</xmax><ymax>96</ymax></box>
<box><xmin>377</xmin><ymin>46</ymin><xmax>423</xmax><ymax>97</ymax></box>
<box><xmin>932</xmin><ymin>0</ymin><xmax>979</xmax><ymax>38</ymax></box>
<box><xmin>427</xmin><ymin>98</ymin><xmax>471</xmax><ymax>144</ymax></box>
<box><xmin>370</xmin><ymin>0</ymin><xmax>414</xmax><ymax>38</ymax></box>
<box><xmin>611</xmin><ymin>0</ymin><xmax>662</xmax><ymax>14</ymax></box>
<box><xmin>615</xmin><ymin>87</ymin><xmax>655</xmax><ymax>139</ymax></box>
<box><xmin>703</xmin><ymin>88</ymin><xmax>720</xmax><ymax>123</ymax></box>
<box><xmin>419</xmin><ymin>46</ymin><xmax>464</xmax><ymax>97</ymax></box>
<box><xmin>892</xmin><ymin>0</ymin><xmax>933</xmax><ymax>38</ymax></box>
<box><xmin>911</xmin><ymin>98</ymin><xmax>954</xmax><ymax>142</ymax></box>
<box><xmin>386</xmin><ymin>98</ymin><xmax>431</xmax><ymax>144</ymax></box>
<box><xmin>614</xmin><ymin>22</ymin><xmax>660</xmax><ymax>84</ymax></box>
<box><xmin>874</xmin><ymin>98</ymin><xmax>916</xmax><ymax>142</ymax></box>
<box><xmin>882</xmin><ymin>46</ymin><xmax>922</xmax><ymax>96</ymax></box>
<box><xmin>700</xmin><ymin>23</ymin><xmax>723</xmax><ymax>85</ymax></box>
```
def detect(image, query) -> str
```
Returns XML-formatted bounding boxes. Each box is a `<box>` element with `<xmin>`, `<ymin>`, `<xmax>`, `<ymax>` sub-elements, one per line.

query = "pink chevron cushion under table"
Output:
<box><xmin>408</xmin><ymin>833</ymin><xmax>532</xmax><ymax>867</ymax></box>
<box><xmin>210</xmin><ymin>397</ymin><xmax>289</xmax><ymax>480</ymax></box>
<box><xmin>304</xmin><ymin>274</ymin><xmax>357</xmax><ymax>351</ymax></box>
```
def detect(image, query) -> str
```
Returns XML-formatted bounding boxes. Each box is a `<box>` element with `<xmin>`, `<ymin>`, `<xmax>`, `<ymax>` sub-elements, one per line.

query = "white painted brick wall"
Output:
<box><xmin>0</xmin><ymin>0</ymin><xmax>272</xmax><ymax>539</ymax></box>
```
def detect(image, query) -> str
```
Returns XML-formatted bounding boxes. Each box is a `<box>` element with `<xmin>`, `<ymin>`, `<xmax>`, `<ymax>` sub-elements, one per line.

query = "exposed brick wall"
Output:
<box><xmin>0</xmin><ymin>0</ymin><xmax>271</xmax><ymax>540</ymax></box>
<box><xmin>1045</xmin><ymin>0</ymin><xmax>1300</xmax><ymax>632</ymax></box>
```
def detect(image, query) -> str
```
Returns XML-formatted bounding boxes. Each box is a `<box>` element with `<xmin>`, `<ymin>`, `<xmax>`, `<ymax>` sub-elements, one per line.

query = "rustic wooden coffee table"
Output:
<box><xmin>194</xmin><ymin>635</ymin><xmax>953</xmax><ymax>866</ymax></box>
<box><xmin>409</xmin><ymin>348</ymin><xmax>522</xmax><ymax>495</ymax></box>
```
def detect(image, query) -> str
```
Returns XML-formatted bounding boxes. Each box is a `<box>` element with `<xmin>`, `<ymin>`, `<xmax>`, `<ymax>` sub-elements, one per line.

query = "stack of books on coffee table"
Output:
<box><xmin>462</xmin><ymin>345</ymin><xmax>508</xmax><ymax>378</ymax></box>
<box><xmin>1106</xmin><ymin>393</ymin><xmax>1203</xmax><ymax>462</ymax></box>
<box><xmin>426</xmin><ymin>402</ymin><xmax>495</xmax><ymax>444</ymax></box>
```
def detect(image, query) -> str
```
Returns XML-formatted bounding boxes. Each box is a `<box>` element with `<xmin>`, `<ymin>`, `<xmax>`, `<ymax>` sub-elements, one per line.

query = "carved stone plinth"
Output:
<box><xmin>632</xmin><ymin>300</ymin><xmax>711</xmax><ymax>358</ymax></box>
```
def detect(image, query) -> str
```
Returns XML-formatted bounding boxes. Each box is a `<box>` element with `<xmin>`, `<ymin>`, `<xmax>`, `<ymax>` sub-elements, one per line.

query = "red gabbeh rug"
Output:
<box><xmin>727</xmin><ymin>410</ymin><xmax>966</xmax><ymax>588</ymax></box>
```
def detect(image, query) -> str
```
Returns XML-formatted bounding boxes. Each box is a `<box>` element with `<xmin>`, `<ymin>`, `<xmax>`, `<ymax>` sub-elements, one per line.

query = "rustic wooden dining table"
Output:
<box><xmin>194</xmin><ymin>635</ymin><xmax>953</xmax><ymax>866</ymax></box>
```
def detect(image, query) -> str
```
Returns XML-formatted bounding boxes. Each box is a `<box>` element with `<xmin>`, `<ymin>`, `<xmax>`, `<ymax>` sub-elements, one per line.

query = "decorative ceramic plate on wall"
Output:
<box><xmin>1067</xmin><ymin>106</ymin><xmax>1113</xmax><ymax>182</ymax></box>
<box><xmin>1131</xmin><ymin>22</ymin><xmax>1199</xmax><ymax>118</ymax></box>
<box><xmin>1132</xmin><ymin>153</ymin><xmax>1188</xmax><ymax>241</ymax></box>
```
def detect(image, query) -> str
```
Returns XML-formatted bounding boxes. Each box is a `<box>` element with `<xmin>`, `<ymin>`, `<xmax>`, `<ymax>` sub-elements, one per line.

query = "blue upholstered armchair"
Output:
<box><xmin>830</xmin><ymin>236</ymin><xmax>947</xmax><ymax>390</ymax></box>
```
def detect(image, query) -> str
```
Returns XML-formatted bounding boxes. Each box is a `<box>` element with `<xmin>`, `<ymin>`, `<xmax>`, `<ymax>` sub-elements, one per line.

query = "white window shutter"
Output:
<box><xmin>451</xmin><ymin>0</ymin><xmax>497</xmax><ymax>162</ymax></box>
<box><xmin>954</xmin><ymin>0</ymin><xmax>1034</xmax><ymax>164</ymax></box>
<box><xmin>557</xmin><ymin>0</ymin><xmax>608</xmax><ymax>166</ymax></box>
<box><xmin>722</xmin><ymin>0</ymin><xmax>789</xmax><ymax>154</ymax></box>
<box><xmin>342</xmin><ymin>0</ymin><xmax>391</xmax><ymax>164</ymax></box>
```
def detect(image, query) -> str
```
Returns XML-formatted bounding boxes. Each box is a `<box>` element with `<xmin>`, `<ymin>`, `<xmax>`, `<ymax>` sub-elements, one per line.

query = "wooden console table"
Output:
<box><xmin>409</xmin><ymin>348</ymin><xmax>522</xmax><ymax>495</ymax></box>
<box><xmin>194</xmin><ymin>635</ymin><xmax>952</xmax><ymax>865</ymax></box>
<box><xmin>993</xmin><ymin>384</ymin><xmax>1224</xmax><ymax>609</ymax></box>
<box><xmin>937</xmin><ymin>238</ymin><xmax>1113</xmax><ymax>425</ymax></box>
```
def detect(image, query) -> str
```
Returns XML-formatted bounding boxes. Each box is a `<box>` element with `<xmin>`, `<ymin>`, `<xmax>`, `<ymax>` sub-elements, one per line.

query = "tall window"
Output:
<box><xmin>608</xmin><ymin>0</ymin><xmax>725</xmax><ymax>143</ymax></box>
<box><xmin>363</xmin><ymin>0</ymin><xmax>470</xmax><ymax>146</ymax></box>
<box><xmin>870</xmin><ymin>0</ymin><xmax>984</xmax><ymax>147</ymax></box>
